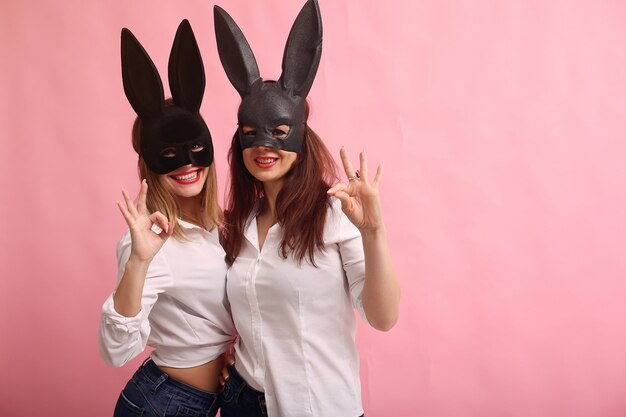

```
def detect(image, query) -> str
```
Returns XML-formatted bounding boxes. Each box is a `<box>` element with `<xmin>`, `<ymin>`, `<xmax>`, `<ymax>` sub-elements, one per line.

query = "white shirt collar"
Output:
<box><xmin>177</xmin><ymin>218</ymin><xmax>203</xmax><ymax>230</ymax></box>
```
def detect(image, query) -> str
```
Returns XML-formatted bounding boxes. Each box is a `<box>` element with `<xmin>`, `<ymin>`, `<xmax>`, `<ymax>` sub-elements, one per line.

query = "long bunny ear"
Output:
<box><xmin>279</xmin><ymin>0</ymin><xmax>322</xmax><ymax>98</ymax></box>
<box><xmin>121</xmin><ymin>28</ymin><xmax>165</xmax><ymax>118</ymax></box>
<box><xmin>169</xmin><ymin>19</ymin><xmax>205</xmax><ymax>113</ymax></box>
<box><xmin>214</xmin><ymin>5</ymin><xmax>261</xmax><ymax>97</ymax></box>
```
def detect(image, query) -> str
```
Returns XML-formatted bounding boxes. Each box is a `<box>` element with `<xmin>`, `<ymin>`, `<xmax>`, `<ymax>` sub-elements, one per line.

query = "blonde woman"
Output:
<box><xmin>99</xmin><ymin>20</ymin><xmax>234</xmax><ymax>417</ymax></box>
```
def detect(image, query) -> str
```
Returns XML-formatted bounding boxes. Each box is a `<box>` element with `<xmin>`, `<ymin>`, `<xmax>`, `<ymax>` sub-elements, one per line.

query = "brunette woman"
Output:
<box><xmin>214</xmin><ymin>2</ymin><xmax>400</xmax><ymax>416</ymax></box>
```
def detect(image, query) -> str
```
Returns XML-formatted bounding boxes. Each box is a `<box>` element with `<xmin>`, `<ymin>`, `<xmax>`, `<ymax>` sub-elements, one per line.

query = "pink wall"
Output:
<box><xmin>2</xmin><ymin>0</ymin><xmax>626</xmax><ymax>416</ymax></box>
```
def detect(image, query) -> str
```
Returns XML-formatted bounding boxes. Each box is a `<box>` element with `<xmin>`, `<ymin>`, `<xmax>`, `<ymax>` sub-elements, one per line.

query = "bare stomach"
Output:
<box><xmin>158</xmin><ymin>353</ymin><xmax>225</xmax><ymax>393</ymax></box>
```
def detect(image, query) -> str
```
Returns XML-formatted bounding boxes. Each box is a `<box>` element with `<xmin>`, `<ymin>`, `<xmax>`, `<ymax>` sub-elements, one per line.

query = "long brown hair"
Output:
<box><xmin>131</xmin><ymin>100</ymin><xmax>222</xmax><ymax>241</ymax></box>
<box><xmin>223</xmin><ymin>106</ymin><xmax>338</xmax><ymax>265</ymax></box>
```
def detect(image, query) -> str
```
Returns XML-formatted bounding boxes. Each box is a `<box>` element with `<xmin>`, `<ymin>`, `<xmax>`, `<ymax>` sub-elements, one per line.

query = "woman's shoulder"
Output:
<box><xmin>328</xmin><ymin>195</ymin><xmax>342</xmax><ymax>211</ymax></box>
<box><xmin>324</xmin><ymin>196</ymin><xmax>361</xmax><ymax>242</ymax></box>
<box><xmin>325</xmin><ymin>196</ymin><xmax>345</xmax><ymax>221</ymax></box>
<box><xmin>115</xmin><ymin>229</ymin><xmax>132</xmax><ymax>251</ymax></box>
<box><xmin>323</xmin><ymin>197</ymin><xmax>346</xmax><ymax>235</ymax></box>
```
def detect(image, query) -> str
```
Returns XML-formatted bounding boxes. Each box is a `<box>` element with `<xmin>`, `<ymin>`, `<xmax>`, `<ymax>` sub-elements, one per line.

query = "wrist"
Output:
<box><xmin>126</xmin><ymin>254</ymin><xmax>153</xmax><ymax>269</ymax></box>
<box><xmin>359</xmin><ymin>224</ymin><xmax>387</xmax><ymax>240</ymax></box>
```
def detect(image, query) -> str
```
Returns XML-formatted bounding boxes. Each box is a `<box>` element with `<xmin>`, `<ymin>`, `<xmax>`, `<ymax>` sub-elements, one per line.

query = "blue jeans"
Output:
<box><xmin>113</xmin><ymin>359</ymin><xmax>220</xmax><ymax>417</ymax></box>
<box><xmin>220</xmin><ymin>365</ymin><xmax>267</xmax><ymax>417</ymax></box>
<box><xmin>220</xmin><ymin>366</ymin><xmax>364</xmax><ymax>417</ymax></box>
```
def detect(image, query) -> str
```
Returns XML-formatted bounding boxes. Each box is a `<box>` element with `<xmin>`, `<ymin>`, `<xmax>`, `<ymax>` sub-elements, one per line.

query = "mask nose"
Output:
<box><xmin>254</xmin><ymin>144</ymin><xmax>275</xmax><ymax>152</ymax></box>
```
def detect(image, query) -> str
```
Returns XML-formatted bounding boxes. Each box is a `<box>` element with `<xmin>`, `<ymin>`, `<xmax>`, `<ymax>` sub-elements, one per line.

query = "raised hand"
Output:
<box><xmin>327</xmin><ymin>147</ymin><xmax>384</xmax><ymax>233</ymax></box>
<box><xmin>117</xmin><ymin>180</ymin><xmax>173</xmax><ymax>263</ymax></box>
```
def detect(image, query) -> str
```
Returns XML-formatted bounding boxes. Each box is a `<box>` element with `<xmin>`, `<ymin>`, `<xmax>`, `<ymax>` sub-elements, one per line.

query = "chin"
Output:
<box><xmin>172</xmin><ymin>185</ymin><xmax>204</xmax><ymax>198</ymax></box>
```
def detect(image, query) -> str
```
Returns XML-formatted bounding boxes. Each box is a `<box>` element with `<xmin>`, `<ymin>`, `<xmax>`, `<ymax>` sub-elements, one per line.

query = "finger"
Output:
<box><xmin>373</xmin><ymin>163</ymin><xmax>384</xmax><ymax>187</ymax></box>
<box><xmin>137</xmin><ymin>179</ymin><xmax>148</xmax><ymax>214</ymax></box>
<box><xmin>116</xmin><ymin>200</ymin><xmax>134</xmax><ymax>225</ymax></box>
<box><xmin>333</xmin><ymin>189</ymin><xmax>353</xmax><ymax>213</ymax></box>
<box><xmin>150</xmin><ymin>213</ymin><xmax>172</xmax><ymax>240</ymax></box>
<box><xmin>359</xmin><ymin>151</ymin><xmax>369</xmax><ymax>182</ymax></box>
<box><xmin>156</xmin><ymin>224</ymin><xmax>174</xmax><ymax>241</ymax></box>
<box><xmin>149</xmin><ymin>211</ymin><xmax>170</xmax><ymax>233</ymax></box>
<box><xmin>226</xmin><ymin>349</ymin><xmax>236</xmax><ymax>366</ymax></box>
<box><xmin>220</xmin><ymin>367</ymin><xmax>230</xmax><ymax>386</ymax></box>
<box><xmin>327</xmin><ymin>182</ymin><xmax>349</xmax><ymax>196</ymax></box>
<box><xmin>121</xmin><ymin>188</ymin><xmax>138</xmax><ymax>217</ymax></box>
<box><xmin>340</xmin><ymin>146</ymin><xmax>357</xmax><ymax>178</ymax></box>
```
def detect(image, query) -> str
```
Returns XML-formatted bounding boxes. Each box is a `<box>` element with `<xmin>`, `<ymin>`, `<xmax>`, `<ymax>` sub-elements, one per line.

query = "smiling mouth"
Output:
<box><xmin>254</xmin><ymin>157</ymin><xmax>278</xmax><ymax>168</ymax></box>
<box><xmin>169</xmin><ymin>169</ymin><xmax>201</xmax><ymax>184</ymax></box>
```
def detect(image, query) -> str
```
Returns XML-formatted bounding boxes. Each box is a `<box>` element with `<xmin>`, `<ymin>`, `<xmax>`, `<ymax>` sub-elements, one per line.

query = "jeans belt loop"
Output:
<box><xmin>151</xmin><ymin>372</ymin><xmax>169</xmax><ymax>394</ymax></box>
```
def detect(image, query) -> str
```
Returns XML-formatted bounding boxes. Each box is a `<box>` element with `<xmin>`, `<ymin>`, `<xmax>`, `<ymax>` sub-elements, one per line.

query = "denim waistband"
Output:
<box><xmin>224</xmin><ymin>366</ymin><xmax>364</xmax><ymax>417</ymax></box>
<box><xmin>138</xmin><ymin>358</ymin><xmax>218</xmax><ymax>401</ymax></box>
<box><xmin>224</xmin><ymin>365</ymin><xmax>266</xmax><ymax>412</ymax></box>
<box><xmin>227</xmin><ymin>365</ymin><xmax>264</xmax><ymax>395</ymax></box>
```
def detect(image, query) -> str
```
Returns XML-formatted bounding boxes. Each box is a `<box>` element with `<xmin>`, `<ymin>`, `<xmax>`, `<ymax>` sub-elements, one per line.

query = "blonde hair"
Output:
<box><xmin>131</xmin><ymin>105</ymin><xmax>222</xmax><ymax>241</ymax></box>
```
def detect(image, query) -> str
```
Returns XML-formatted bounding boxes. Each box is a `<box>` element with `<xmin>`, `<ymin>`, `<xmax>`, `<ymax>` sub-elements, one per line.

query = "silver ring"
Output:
<box><xmin>347</xmin><ymin>170</ymin><xmax>361</xmax><ymax>182</ymax></box>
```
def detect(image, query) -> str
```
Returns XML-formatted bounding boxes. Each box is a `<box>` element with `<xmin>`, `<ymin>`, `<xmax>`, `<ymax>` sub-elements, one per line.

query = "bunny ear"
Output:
<box><xmin>214</xmin><ymin>5</ymin><xmax>261</xmax><ymax>97</ymax></box>
<box><xmin>169</xmin><ymin>20</ymin><xmax>205</xmax><ymax>113</ymax></box>
<box><xmin>279</xmin><ymin>0</ymin><xmax>322</xmax><ymax>98</ymax></box>
<box><xmin>121</xmin><ymin>28</ymin><xmax>165</xmax><ymax>117</ymax></box>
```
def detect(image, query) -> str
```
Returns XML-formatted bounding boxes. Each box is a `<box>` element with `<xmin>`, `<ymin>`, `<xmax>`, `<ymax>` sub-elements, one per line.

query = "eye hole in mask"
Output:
<box><xmin>160</xmin><ymin>142</ymin><xmax>205</xmax><ymax>158</ymax></box>
<box><xmin>191</xmin><ymin>142</ymin><xmax>205</xmax><ymax>152</ymax></box>
<box><xmin>272</xmin><ymin>125</ymin><xmax>290</xmax><ymax>139</ymax></box>
<box><xmin>161</xmin><ymin>147</ymin><xmax>177</xmax><ymax>158</ymax></box>
<box><xmin>243</xmin><ymin>127</ymin><xmax>257</xmax><ymax>137</ymax></box>
<box><xmin>242</xmin><ymin>125</ymin><xmax>291</xmax><ymax>139</ymax></box>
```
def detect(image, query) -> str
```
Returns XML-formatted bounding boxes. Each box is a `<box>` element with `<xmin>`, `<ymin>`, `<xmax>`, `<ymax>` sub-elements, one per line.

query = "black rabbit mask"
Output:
<box><xmin>214</xmin><ymin>0</ymin><xmax>322</xmax><ymax>153</ymax></box>
<box><xmin>121</xmin><ymin>20</ymin><xmax>214</xmax><ymax>174</ymax></box>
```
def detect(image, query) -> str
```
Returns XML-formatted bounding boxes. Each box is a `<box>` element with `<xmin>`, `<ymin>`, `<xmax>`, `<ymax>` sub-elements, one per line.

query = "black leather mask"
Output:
<box><xmin>214</xmin><ymin>0</ymin><xmax>322</xmax><ymax>153</ymax></box>
<box><xmin>121</xmin><ymin>20</ymin><xmax>214</xmax><ymax>174</ymax></box>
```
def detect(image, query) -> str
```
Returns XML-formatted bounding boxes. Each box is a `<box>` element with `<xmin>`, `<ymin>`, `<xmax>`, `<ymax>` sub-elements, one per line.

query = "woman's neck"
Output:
<box><xmin>261</xmin><ymin>180</ymin><xmax>284</xmax><ymax>221</ymax></box>
<box><xmin>177</xmin><ymin>195</ymin><xmax>204</xmax><ymax>227</ymax></box>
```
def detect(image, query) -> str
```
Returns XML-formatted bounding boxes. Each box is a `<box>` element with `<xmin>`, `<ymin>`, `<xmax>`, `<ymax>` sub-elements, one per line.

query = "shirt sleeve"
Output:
<box><xmin>336</xmin><ymin>203</ymin><xmax>370</xmax><ymax>325</ymax></box>
<box><xmin>98</xmin><ymin>231</ymin><xmax>173</xmax><ymax>367</ymax></box>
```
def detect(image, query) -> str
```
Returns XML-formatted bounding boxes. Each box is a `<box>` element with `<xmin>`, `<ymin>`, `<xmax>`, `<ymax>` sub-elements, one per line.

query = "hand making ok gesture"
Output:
<box><xmin>327</xmin><ymin>147</ymin><xmax>385</xmax><ymax>233</ymax></box>
<box><xmin>117</xmin><ymin>180</ymin><xmax>173</xmax><ymax>263</ymax></box>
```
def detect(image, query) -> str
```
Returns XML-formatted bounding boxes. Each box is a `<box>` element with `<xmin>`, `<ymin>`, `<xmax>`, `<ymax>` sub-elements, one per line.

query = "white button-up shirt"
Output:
<box><xmin>228</xmin><ymin>198</ymin><xmax>368</xmax><ymax>417</ymax></box>
<box><xmin>99</xmin><ymin>219</ymin><xmax>235</xmax><ymax>368</ymax></box>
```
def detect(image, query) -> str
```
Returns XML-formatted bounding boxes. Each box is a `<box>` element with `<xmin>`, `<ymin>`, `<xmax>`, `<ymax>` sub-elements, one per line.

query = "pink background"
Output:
<box><xmin>2</xmin><ymin>0</ymin><xmax>626</xmax><ymax>416</ymax></box>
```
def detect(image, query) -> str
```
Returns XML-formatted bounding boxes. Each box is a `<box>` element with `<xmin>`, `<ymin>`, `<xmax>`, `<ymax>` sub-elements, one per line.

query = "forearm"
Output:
<box><xmin>113</xmin><ymin>256</ymin><xmax>151</xmax><ymax>317</ymax></box>
<box><xmin>361</xmin><ymin>225</ymin><xmax>400</xmax><ymax>331</ymax></box>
